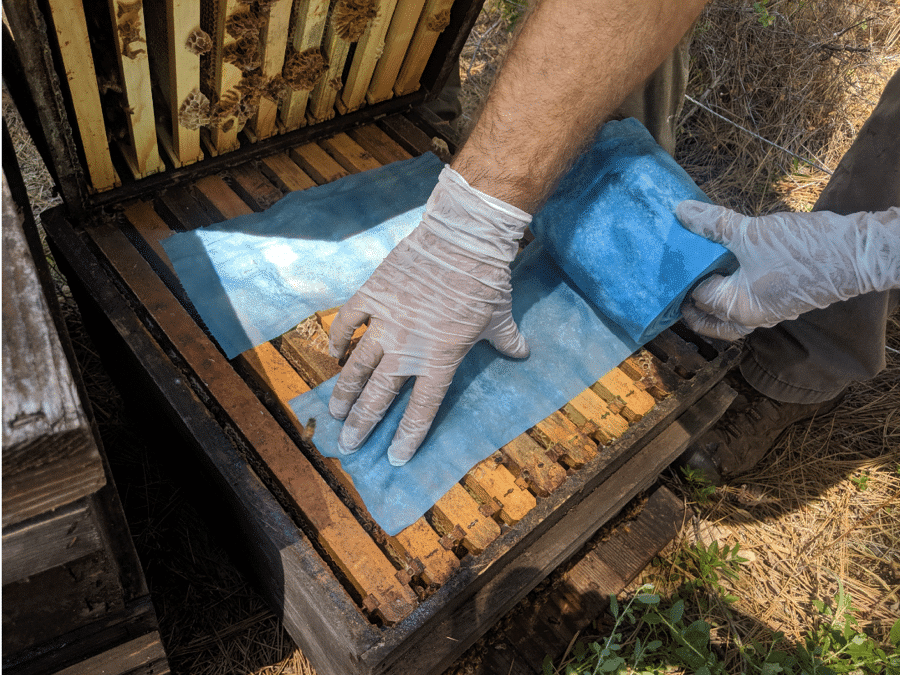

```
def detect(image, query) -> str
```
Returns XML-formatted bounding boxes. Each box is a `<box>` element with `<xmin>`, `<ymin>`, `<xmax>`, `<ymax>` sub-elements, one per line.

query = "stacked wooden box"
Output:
<box><xmin>2</xmin><ymin>175</ymin><xmax>169</xmax><ymax>675</ymax></box>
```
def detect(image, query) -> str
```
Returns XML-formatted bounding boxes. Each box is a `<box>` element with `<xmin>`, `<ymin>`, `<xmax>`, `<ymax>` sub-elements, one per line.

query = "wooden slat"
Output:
<box><xmin>155</xmin><ymin>0</ymin><xmax>203</xmax><ymax>167</ymax></box>
<box><xmin>320</xmin><ymin>133</ymin><xmax>382</xmax><ymax>173</ymax></box>
<box><xmin>461</xmin><ymin>455</ymin><xmax>536</xmax><ymax>526</ymax></box>
<box><xmin>228</xmin><ymin>163</ymin><xmax>284</xmax><ymax>211</ymax></box>
<box><xmin>279</xmin><ymin>330</ymin><xmax>342</xmax><ymax>388</ymax></box>
<box><xmin>247</xmin><ymin>0</ymin><xmax>294</xmax><ymax>140</ymax></box>
<box><xmin>430</xmin><ymin>483</ymin><xmax>501</xmax><ymax>555</ymax></box>
<box><xmin>531</xmin><ymin>411</ymin><xmax>598</xmax><ymax>468</ymax></box>
<box><xmin>499</xmin><ymin>434</ymin><xmax>566</xmax><ymax>498</ymax></box>
<box><xmin>44</xmin><ymin>0</ymin><xmax>118</xmax><ymax>191</ymax></box>
<box><xmin>379</xmin><ymin>114</ymin><xmax>435</xmax><ymax>156</ymax></box>
<box><xmin>621</xmin><ymin>349</ymin><xmax>681</xmax><ymax>399</ymax></box>
<box><xmin>86</xmin><ymin>220</ymin><xmax>417</xmax><ymax>624</ymax></box>
<box><xmin>339</xmin><ymin>0</ymin><xmax>401</xmax><ymax>113</ymax></box>
<box><xmin>202</xmin><ymin>0</ymin><xmax>243</xmax><ymax>154</ymax></box>
<box><xmin>261</xmin><ymin>154</ymin><xmax>318</xmax><ymax>192</ymax></box>
<box><xmin>390</xmin><ymin>519</ymin><xmax>459</xmax><ymax>587</ymax></box>
<box><xmin>648</xmin><ymin>329</ymin><xmax>708</xmax><ymax>376</ymax></box>
<box><xmin>155</xmin><ymin>187</ymin><xmax>216</xmax><ymax>229</ymax></box>
<box><xmin>501</xmin><ymin>486</ymin><xmax>687</xmax><ymax>669</ymax></box>
<box><xmin>280</xmin><ymin>0</ymin><xmax>330</xmax><ymax>130</ymax></box>
<box><xmin>348</xmin><ymin>124</ymin><xmax>414</xmax><ymax>165</ymax></box>
<box><xmin>307</xmin><ymin>19</ymin><xmax>352</xmax><ymax>123</ymax></box>
<box><xmin>367</xmin><ymin>0</ymin><xmax>428</xmax><ymax>104</ymax></box>
<box><xmin>290</xmin><ymin>143</ymin><xmax>351</xmax><ymax>184</ymax></box>
<box><xmin>193</xmin><ymin>174</ymin><xmax>255</xmax><ymax>219</ymax></box>
<box><xmin>106</xmin><ymin>0</ymin><xmax>165</xmax><ymax>178</ymax></box>
<box><xmin>53</xmin><ymin>631</ymin><xmax>168</xmax><ymax>675</ymax></box>
<box><xmin>592</xmin><ymin>367</ymin><xmax>657</xmax><ymax>421</ymax></box>
<box><xmin>567</xmin><ymin>388</ymin><xmax>630</xmax><ymax>442</ymax></box>
<box><xmin>393</xmin><ymin>0</ymin><xmax>455</xmax><ymax>97</ymax></box>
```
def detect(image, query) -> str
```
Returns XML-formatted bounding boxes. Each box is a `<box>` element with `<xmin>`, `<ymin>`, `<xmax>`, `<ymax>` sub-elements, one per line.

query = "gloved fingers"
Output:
<box><xmin>329</xmin><ymin>304</ymin><xmax>370</xmax><ymax>359</ymax></box>
<box><xmin>482</xmin><ymin>311</ymin><xmax>530</xmax><ymax>359</ymax></box>
<box><xmin>681</xmin><ymin>304</ymin><xmax>753</xmax><ymax>342</ymax></box>
<box><xmin>386</xmin><ymin>374</ymin><xmax>454</xmax><ymax>467</ymax></box>
<box><xmin>329</xmin><ymin>332</ymin><xmax>383</xmax><ymax>421</ymax></box>
<box><xmin>676</xmin><ymin>200</ymin><xmax>741</xmax><ymax>247</ymax></box>
<box><xmin>689</xmin><ymin>273</ymin><xmax>737</xmax><ymax>318</ymax></box>
<box><xmin>337</xmin><ymin>370</ymin><xmax>408</xmax><ymax>455</ymax></box>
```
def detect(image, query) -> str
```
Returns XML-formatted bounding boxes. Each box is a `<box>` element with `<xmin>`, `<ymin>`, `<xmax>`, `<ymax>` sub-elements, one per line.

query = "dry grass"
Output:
<box><xmin>3</xmin><ymin>0</ymin><xmax>898</xmax><ymax>672</ymax></box>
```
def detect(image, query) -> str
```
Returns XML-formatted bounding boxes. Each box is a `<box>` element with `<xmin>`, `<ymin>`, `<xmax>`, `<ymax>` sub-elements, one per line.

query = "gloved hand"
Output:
<box><xmin>676</xmin><ymin>200</ymin><xmax>900</xmax><ymax>341</ymax></box>
<box><xmin>328</xmin><ymin>166</ymin><xmax>531</xmax><ymax>466</ymax></box>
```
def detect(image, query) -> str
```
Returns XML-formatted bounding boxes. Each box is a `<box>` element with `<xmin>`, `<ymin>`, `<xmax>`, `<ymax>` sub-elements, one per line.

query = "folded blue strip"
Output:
<box><xmin>162</xmin><ymin>153</ymin><xmax>444</xmax><ymax>358</ymax></box>
<box><xmin>532</xmin><ymin>118</ymin><xmax>736</xmax><ymax>343</ymax></box>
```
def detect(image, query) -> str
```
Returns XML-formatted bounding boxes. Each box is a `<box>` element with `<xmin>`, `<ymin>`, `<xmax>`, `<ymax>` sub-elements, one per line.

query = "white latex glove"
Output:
<box><xmin>328</xmin><ymin>166</ymin><xmax>531</xmax><ymax>466</ymax></box>
<box><xmin>677</xmin><ymin>200</ymin><xmax>900</xmax><ymax>341</ymax></box>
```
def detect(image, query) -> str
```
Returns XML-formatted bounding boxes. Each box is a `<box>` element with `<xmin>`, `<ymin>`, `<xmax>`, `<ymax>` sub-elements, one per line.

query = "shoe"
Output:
<box><xmin>679</xmin><ymin>372</ymin><xmax>846</xmax><ymax>485</ymax></box>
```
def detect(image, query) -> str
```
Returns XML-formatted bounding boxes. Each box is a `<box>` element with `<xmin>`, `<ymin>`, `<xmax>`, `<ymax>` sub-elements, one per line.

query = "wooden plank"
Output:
<box><xmin>620</xmin><ymin>349</ymin><xmax>681</xmax><ymax>399</ymax></box>
<box><xmin>348</xmin><ymin>124</ymin><xmax>414</xmax><ymax>165</ymax></box>
<box><xmin>260</xmin><ymin>154</ymin><xmax>318</xmax><ymax>192</ymax></box>
<box><xmin>393</xmin><ymin>0</ymin><xmax>455</xmax><ymax>97</ymax></box>
<box><xmin>567</xmin><ymin>388</ymin><xmax>630</xmax><ymax>441</ymax></box>
<box><xmin>461</xmin><ymin>454</ymin><xmax>536</xmax><ymax>526</ymax></box>
<box><xmin>594</xmin><ymin>368</ymin><xmax>658</xmax><ymax>417</ymax></box>
<box><xmin>145</xmin><ymin>0</ymin><xmax>204</xmax><ymax>167</ymax></box>
<box><xmin>648</xmin><ymin>329</ymin><xmax>708</xmax><ymax>376</ymax></box>
<box><xmin>279</xmin><ymin>330</ymin><xmax>342</xmax><ymax>388</ymax></box>
<box><xmin>193</xmin><ymin>174</ymin><xmax>254</xmax><ymax>219</ymax></box>
<box><xmin>107</xmin><ymin>0</ymin><xmax>166</xmax><ymax>178</ymax></box>
<box><xmin>390</xmin><ymin>519</ymin><xmax>460</xmax><ymax>587</ymax></box>
<box><xmin>44</xmin><ymin>0</ymin><xmax>118</xmax><ymax>191</ymax></box>
<box><xmin>201</xmin><ymin>0</ymin><xmax>244</xmax><ymax>154</ymax></box>
<box><xmin>122</xmin><ymin>201</ymin><xmax>177</xmax><ymax>268</ymax></box>
<box><xmin>52</xmin><ymin>631</ymin><xmax>168</xmax><ymax>675</ymax></box>
<box><xmin>499</xmin><ymin>434</ymin><xmax>567</xmax><ymax>498</ymax></box>
<box><xmin>85</xmin><ymin>221</ymin><xmax>417</xmax><ymax>625</ymax></box>
<box><xmin>430</xmin><ymin>483</ymin><xmax>501</xmax><ymax>555</ymax></box>
<box><xmin>320</xmin><ymin>133</ymin><xmax>382</xmax><ymax>173</ymax></box>
<box><xmin>228</xmin><ymin>163</ymin><xmax>284</xmax><ymax>211</ymax></box>
<box><xmin>339</xmin><ymin>0</ymin><xmax>401</xmax><ymax>113</ymax></box>
<box><xmin>2</xmin><ymin>182</ymin><xmax>105</xmax><ymax>527</ymax></box>
<box><xmin>367</xmin><ymin>0</ymin><xmax>428</xmax><ymax>104</ymax></box>
<box><xmin>503</xmin><ymin>486</ymin><xmax>687</xmax><ymax>668</ymax></box>
<box><xmin>290</xmin><ymin>143</ymin><xmax>351</xmax><ymax>184</ymax></box>
<box><xmin>2</xmin><ymin>499</ymin><xmax>103</xmax><ymax>585</ymax></box>
<box><xmin>2</xmin><ymin>551</ymin><xmax>125</xmax><ymax>654</ymax></box>
<box><xmin>531</xmin><ymin>411</ymin><xmax>598</xmax><ymax>468</ymax></box>
<box><xmin>247</xmin><ymin>0</ymin><xmax>294</xmax><ymax>140</ymax></box>
<box><xmin>155</xmin><ymin>187</ymin><xmax>216</xmax><ymax>229</ymax></box>
<box><xmin>280</xmin><ymin>0</ymin><xmax>330</xmax><ymax>130</ymax></box>
<box><xmin>307</xmin><ymin>19</ymin><xmax>352</xmax><ymax>123</ymax></box>
<box><xmin>379</xmin><ymin>113</ymin><xmax>434</xmax><ymax>156</ymax></box>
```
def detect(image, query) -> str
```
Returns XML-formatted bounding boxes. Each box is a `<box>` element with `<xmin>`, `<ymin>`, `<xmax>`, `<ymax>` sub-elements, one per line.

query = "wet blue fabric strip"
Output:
<box><xmin>162</xmin><ymin>119</ymin><xmax>735</xmax><ymax>535</ymax></box>
<box><xmin>161</xmin><ymin>152</ymin><xmax>444</xmax><ymax>358</ymax></box>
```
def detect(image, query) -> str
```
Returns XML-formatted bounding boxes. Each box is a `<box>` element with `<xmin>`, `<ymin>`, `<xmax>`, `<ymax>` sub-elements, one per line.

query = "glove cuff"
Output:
<box><xmin>421</xmin><ymin>166</ymin><xmax>532</xmax><ymax>264</ymax></box>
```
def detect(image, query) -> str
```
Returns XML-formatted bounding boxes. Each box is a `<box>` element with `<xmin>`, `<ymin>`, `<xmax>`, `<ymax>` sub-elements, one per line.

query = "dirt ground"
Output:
<box><xmin>3</xmin><ymin>1</ymin><xmax>898</xmax><ymax>673</ymax></box>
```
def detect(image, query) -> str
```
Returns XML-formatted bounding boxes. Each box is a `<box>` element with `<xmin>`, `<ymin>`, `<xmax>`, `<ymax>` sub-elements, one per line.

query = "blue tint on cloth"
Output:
<box><xmin>162</xmin><ymin>119</ymin><xmax>735</xmax><ymax>535</ymax></box>
<box><xmin>161</xmin><ymin>153</ymin><xmax>444</xmax><ymax>358</ymax></box>
<box><xmin>531</xmin><ymin>118</ymin><xmax>736</xmax><ymax>343</ymax></box>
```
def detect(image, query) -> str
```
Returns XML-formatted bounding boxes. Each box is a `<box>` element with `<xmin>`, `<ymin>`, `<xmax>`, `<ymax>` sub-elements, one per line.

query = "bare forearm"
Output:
<box><xmin>452</xmin><ymin>0</ymin><xmax>707</xmax><ymax>212</ymax></box>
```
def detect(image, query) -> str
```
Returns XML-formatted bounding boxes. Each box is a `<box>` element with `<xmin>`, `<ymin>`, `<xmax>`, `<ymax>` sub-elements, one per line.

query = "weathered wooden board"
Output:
<box><xmin>2</xmin><ymin>177</ymin><xmax>105</xmax><ymax>528</ymax></box>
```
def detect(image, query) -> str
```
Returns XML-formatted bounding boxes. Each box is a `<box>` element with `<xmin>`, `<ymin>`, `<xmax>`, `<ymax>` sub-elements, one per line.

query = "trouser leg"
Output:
<box><xmin>614</xmin><ymin>30</ymin><xmax>691</xmax><ymax>156</ymax></box>
<box><xmin>740</xmin><ymin>68</ymin><xmax>900</xmax><ymax>404</ymax></box>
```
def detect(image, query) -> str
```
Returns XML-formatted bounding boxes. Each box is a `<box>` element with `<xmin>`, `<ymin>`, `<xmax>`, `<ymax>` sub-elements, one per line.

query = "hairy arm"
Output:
<box><xmin>453</xmin><ymin>0</ymin><xmax>707</xmax><ymax>212</ymax></box>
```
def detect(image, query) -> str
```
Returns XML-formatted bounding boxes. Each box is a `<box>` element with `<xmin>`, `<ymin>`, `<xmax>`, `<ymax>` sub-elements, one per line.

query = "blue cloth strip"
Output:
<box><xmin>162</xmin><ymin>119</ymin><xmax>735</xmax><ymax>535</ymax></box>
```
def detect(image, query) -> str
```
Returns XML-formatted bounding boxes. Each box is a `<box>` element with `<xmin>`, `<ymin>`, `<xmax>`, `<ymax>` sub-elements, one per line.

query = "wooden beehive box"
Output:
<box><xmin>5</xmin><ymin>1</ymin><xmax>741</xmax><ymax>673</ymax></box>
<box><xmin>2</xmin><ymin>173</ymin><xmax>169</xmax><ymax>675</ymax></box>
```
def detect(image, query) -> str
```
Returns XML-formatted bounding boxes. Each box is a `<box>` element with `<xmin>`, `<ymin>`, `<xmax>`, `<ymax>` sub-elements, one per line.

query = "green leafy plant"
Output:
<box><xmin>551</xmin><ymin>548</ymin><xmax>899</xmax><ymax>675</ymax></box>
<box><xmin>680</xmin><ymin>465</ymin><xmax>718</xmax><ymax>505</ymax></box>
<box><xmin>753</xmin><ymin>0</ymin><xmax>776</xmax><ymax>27</ymax></box>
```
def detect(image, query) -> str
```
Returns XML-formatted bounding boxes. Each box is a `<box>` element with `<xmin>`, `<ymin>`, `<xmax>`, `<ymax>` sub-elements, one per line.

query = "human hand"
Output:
<box><xmin>676</xmin><ymin>201</ymin><xmax>900</xmax><ymax>341</ymax></box>
<box><xmin>327</xmin><ymin>167</ymin><xmax>531</xmax><ymax>466</ymax></box>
